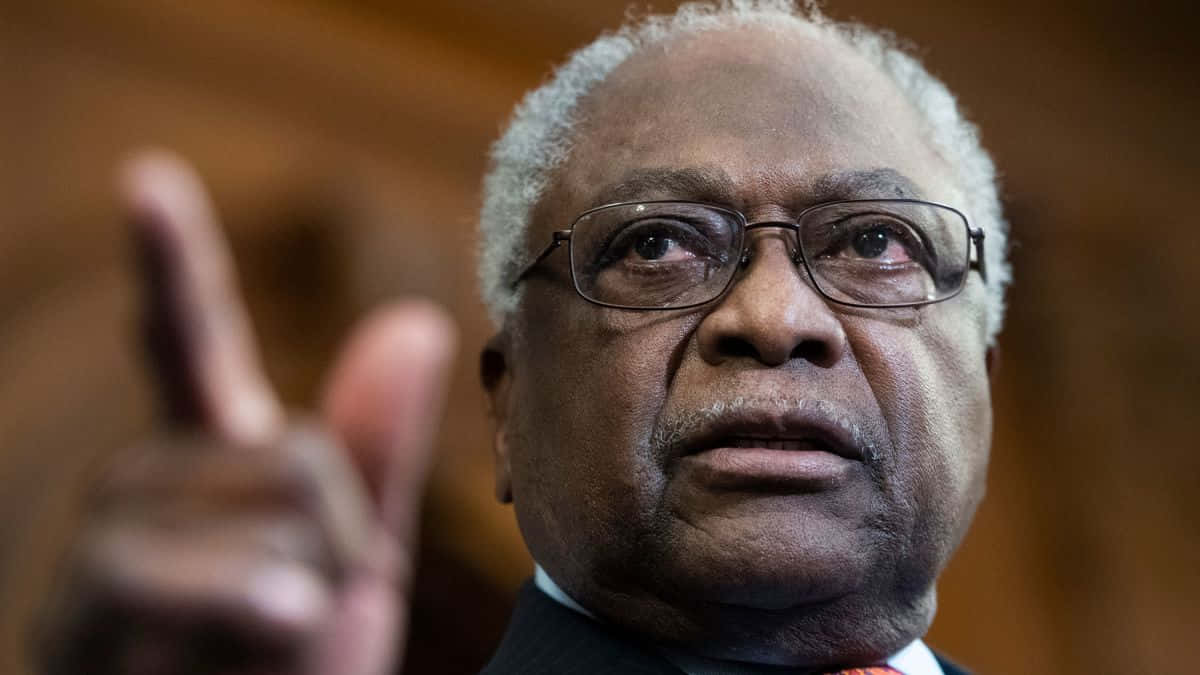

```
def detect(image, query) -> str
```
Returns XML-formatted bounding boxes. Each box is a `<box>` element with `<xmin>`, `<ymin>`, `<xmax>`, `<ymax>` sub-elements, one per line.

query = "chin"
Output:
<box><xmin>578</xmin><ymin>508</ymin><xmax>940</xmax><ymax>667</ymax></box>
<box><xmin>665</xmin><ymin>545</ymin><xmax>872</xmax><ymax>610</ymax></box>
<box><xmin>651</xmin><ymin>496</ymin><xmax>895</xmax><ymax>607</ymax></box>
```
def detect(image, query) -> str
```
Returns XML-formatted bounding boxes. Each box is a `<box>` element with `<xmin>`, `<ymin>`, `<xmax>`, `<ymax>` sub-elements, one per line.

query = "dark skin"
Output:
<box><xmin>487</xmin><ymin>26</ymin><xmax>993</xmax><ymax>670</ymax></box>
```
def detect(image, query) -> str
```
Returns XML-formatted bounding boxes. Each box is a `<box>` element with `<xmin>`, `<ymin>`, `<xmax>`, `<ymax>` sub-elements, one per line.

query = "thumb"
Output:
<box><xmin>314</xmin><ymin>302</ymin><xmax>455</xmax><ymax>675</ymax></box>
<box><xmin>321</xmin><ymin>300</ymin><xmax>458</xmax><ymax>544</ymax></box>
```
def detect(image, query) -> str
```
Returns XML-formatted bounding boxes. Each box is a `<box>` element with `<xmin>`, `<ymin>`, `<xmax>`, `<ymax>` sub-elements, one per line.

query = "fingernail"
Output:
<box><xmin>224</xmin><ymin>388</ymin><xmax>282</xmax><ymax>447</ymax></box>
<box><xmin>247</xmin><ymin>566</ymin><xmax>329</xmax><ymax>628</ymax></box>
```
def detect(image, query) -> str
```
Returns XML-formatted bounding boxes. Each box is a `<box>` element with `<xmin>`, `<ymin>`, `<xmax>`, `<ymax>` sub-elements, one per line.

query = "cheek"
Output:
<box><xmin>508</xmin><ymin>301</ymin><xmax>696</xmax><ymax>563</ymax></box>
<box><xmin>846</xmin><ymin>304</ymin><xmax>991</xmax><ymax>557</ymax></box>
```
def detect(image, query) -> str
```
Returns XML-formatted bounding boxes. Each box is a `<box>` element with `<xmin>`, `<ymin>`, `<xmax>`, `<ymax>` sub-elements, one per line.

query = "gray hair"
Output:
<box><xmin>478</xmin><ymin>0</ymin><xmax>1011</xmax><ymax>343</ymax></box>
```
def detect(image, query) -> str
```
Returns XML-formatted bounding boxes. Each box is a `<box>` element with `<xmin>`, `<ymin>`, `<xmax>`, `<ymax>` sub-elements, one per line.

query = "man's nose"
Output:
<box><xmin>696</xmin><ymin>233</ymin><xmax>847</xmax><ymax>368</ymax></box>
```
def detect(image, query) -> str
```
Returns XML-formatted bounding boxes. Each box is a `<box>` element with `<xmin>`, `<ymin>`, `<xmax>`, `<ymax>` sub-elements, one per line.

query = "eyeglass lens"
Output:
<box><xmin>568</xmin><ymin>201</ymin><xmax>970</xmax><ymax>309</ymax></box>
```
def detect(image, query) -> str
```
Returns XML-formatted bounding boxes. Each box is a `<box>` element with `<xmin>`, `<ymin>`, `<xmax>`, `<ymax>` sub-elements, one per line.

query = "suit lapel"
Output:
<box><xmin>933</xmin><ymin>652</ymin><xmax>971</xmax><ymax>675</ymax></box>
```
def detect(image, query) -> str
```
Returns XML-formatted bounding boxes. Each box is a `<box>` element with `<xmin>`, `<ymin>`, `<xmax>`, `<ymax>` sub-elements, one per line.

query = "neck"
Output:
<box><xmin>531</xmin><ymin>564</ymin><xmax>943</xmax><ymax>674</ymax></box>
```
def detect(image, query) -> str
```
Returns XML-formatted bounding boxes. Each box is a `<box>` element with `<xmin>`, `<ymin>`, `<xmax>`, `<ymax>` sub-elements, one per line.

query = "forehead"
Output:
<box><xmin>544</xmin><ymin>24</ymin><xmax>958</xmax><ymax>220</ymax></box>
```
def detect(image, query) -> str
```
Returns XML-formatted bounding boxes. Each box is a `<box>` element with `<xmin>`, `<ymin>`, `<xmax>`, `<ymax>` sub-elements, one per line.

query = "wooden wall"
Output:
<box><xmin>2</xmin><ymin>1</ymin><xmax>1197</xmax><ymax>673</ymax></box>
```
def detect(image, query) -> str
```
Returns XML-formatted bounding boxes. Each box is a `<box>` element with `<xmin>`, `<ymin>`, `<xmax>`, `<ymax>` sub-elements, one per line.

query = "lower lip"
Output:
<box><xmin>679</xmin><ymin>447</ymin><xmax>859</xmax><ymax>491</ymax></box>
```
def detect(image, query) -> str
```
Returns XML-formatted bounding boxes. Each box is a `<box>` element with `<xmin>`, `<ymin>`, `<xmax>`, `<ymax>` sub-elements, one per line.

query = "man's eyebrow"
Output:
<box><xmin>593</xmin><ymin>167</ymin><xmax>737</xmax><ymax>205</ymax></box>
<box><xmin>812</xmin><ymin>168</ymin><xmax>924</xmax><ymax>201</ymax></box>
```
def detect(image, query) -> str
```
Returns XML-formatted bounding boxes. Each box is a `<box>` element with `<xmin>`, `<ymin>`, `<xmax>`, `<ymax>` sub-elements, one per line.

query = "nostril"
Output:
<box><xmin>716</xmin><ymin>336</ymin><xmax>760</xmax><ymax>361</ymax></box>
<box><xmin>791</xmin><ymin>339</ymin><xmax>828</xmax><ymax>365</ymax></box>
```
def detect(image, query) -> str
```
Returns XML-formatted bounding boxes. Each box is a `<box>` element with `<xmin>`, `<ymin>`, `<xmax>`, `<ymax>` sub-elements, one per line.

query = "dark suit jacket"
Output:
<box><xmin>481</xmin><ymin>581</ymin><xmax>968</xmax><ymax>675</ymax></box>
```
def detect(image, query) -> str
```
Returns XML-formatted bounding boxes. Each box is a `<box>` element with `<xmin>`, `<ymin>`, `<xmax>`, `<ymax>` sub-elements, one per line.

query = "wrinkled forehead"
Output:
<box><xmin>543</xmin><ymin>24</ymin><xmax>959</xmax><ymax>222</ymax></box>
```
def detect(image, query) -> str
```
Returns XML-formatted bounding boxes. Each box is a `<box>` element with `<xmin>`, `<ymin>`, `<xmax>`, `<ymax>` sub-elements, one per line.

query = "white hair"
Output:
<box><xmin>478</xmin><ymin>0</ymin><xmax>1011</xmax><ymax>343</ymax></box>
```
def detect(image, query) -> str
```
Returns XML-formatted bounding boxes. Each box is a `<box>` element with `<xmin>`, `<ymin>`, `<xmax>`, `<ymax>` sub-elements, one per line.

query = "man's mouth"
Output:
<box><xmin>664</xmin><ymin>400</ymin><xmax>872</xmax><ymax>491</ymax></box>
<box><xmin>722</xmin><ymin>437</ymin><xmax>836</xmax><ymax>452</ymax></box>
<box><xmin>676</xmin><ymin>409</ymin><xmax>867</xmax><ymax>461</ymax></box>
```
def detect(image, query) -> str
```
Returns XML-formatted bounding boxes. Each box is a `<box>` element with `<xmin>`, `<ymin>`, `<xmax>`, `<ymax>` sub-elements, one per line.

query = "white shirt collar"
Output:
<box><xmin>533</xmin><ymin>564</ymin><xmax>943</xmax><ymax>675</ymax></box>
<box><xmin>534</xmin><ymin>564</ymin><xmax>596</xmax><ymax>619</ymax></box>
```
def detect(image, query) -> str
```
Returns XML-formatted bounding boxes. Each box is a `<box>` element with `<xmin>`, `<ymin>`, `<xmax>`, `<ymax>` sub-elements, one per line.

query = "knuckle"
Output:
<box><xmin>43</xmin><ymin>520</ymin><xmax>332</xmax><ymax>673</ymax></box>
<box><xmin>41</xmin><ymin>421</ymin><xmax>376</xmax><ymax>672</ymax></box>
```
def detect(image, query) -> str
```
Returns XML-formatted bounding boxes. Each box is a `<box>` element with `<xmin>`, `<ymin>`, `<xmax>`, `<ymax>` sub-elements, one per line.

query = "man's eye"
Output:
<box><xmin>851</xmin><ymin>227</ymin><xmax>897</xmax><ymax>259</ymax></box>
<box><xmin>603</xmin><ymin>219</ymin><xmax>713</xmax><ymax>266</ymax></box>
<box><xmin>837</xmin><ymin>221</ymin><xmax>918</xmax><ymax>264</ymax></box>
<box><xmin>631</xmin><ymin>234</ymin><xmax>692</xmax><ymax>262</ymax></box>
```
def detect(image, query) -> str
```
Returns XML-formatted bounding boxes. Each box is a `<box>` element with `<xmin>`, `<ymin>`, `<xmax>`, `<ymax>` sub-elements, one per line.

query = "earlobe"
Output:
<box><xmin>481</xmin><ymin>333</ymin><xmax>514</xmax><ymax>503</ymax></box>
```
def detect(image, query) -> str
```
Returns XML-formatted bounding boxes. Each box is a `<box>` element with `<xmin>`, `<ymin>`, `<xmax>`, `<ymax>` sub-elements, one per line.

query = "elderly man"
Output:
<box><xmin>41</xmin><ymin>2</ymin><xmax>1008</xmax><ymax>674</ymax></box>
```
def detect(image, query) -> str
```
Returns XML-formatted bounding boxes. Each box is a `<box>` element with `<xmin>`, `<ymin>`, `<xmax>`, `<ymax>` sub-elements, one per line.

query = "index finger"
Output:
<box><xmin>123</xmin><ymin>150</ymin><xmax>283</xmax><ymax>447</ymax></box>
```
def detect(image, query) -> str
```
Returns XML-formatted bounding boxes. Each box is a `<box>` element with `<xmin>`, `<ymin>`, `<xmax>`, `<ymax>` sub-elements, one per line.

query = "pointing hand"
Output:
<box><xmin>39</xmin><ymin>151</ymin><xmax>456</xmax><ymax>675</ymax></box>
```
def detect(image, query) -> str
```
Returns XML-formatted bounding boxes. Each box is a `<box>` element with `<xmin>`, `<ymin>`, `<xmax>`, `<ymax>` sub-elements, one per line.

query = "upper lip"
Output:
<box><xmin>667</xmin><ymin>403</ymin><xmax>868</xmax><ymax>462</ymax></box>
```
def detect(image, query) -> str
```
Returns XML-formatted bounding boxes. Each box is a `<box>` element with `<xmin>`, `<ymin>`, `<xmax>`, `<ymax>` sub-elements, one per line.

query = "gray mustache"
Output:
<box><xmin>649</xmin><ymin>396</ymin><xmax>881</xmax><ymax>463</ymax></box>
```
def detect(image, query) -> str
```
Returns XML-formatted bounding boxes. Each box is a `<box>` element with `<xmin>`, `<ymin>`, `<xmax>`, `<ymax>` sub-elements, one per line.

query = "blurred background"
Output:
<box><xmin>1</xmin><ymin>0</ymin><xmax>1197</xmax><ymax>673</ymax></box>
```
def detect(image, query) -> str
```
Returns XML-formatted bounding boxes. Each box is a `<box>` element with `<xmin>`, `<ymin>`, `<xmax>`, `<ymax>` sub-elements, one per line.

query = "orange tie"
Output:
<box><xmin>826</xmin><ymin>668</ymin><xmax>904</xmax><ymax>674</ymax></box>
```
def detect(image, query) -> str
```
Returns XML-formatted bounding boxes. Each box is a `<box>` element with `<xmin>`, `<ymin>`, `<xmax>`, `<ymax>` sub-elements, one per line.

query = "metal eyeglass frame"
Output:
<box><xmin>510</xmin><ymin>198</ymin><xmax>988</xmax><ymax>310</ymax></box>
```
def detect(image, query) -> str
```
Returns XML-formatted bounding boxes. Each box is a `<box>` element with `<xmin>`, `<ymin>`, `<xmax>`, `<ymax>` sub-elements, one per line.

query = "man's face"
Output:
<box><xmin>492</xmin><ymin>25</ymin><xmax>992</xmax><ymax>668</ymax></box>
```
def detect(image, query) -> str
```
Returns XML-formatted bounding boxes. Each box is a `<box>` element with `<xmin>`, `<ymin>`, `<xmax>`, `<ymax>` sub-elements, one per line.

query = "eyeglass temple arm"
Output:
<box><xmin>969</xmin><ymin>227</ymin><xmax>987</xmax><ymax>283</ymax></box>
<box><xmin>510</xmin><ymin>230</ymin><xmax>573</xmax><ymax>289</ymax></box>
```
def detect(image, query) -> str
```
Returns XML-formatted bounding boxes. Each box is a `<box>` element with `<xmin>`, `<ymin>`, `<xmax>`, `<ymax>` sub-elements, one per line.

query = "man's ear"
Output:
<box><xmin>481</xmin><ymin>332</ymin><xmax>513</xmax><ymax>503</ymax></box>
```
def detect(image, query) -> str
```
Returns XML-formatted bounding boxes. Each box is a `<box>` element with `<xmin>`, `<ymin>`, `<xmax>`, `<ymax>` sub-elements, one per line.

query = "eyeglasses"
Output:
<box><xmin>511</xmin><ymin>199</ymin><xmax>986</xmax><ymax>310</ymax></box>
